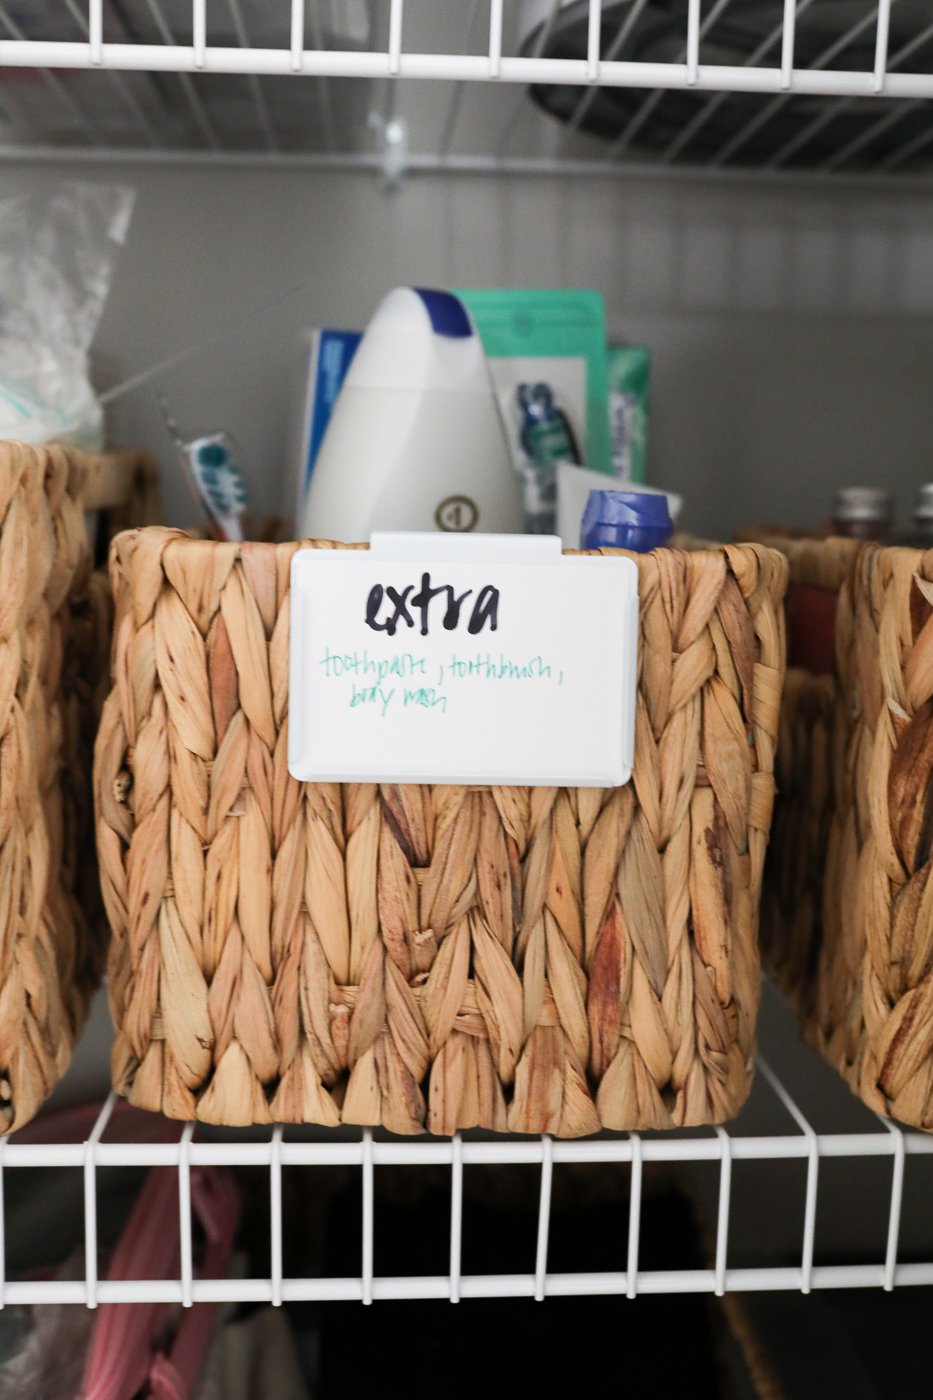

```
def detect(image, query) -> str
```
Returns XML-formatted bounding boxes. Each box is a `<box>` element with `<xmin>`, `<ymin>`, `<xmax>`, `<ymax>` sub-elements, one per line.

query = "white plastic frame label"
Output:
<box><xmin>288</xmin><ymin>532</ymin><xmax>638</xmax><ymax>787</ymax></box>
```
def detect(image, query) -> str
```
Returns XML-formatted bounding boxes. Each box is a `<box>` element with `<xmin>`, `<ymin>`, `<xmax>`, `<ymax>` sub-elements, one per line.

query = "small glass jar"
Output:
<box><xmin>831</xmin><ymin>487</ymin><xmax>893</xmax><ymax>542</ymax></box>
<box><xmin>910</xmin><ymin>484</ymin><xmax>933</xmax><ymax>547</ymax></box>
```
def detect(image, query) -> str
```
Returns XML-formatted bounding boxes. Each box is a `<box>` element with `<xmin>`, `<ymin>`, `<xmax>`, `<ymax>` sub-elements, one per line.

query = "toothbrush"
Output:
<box><xmin>156</xmin><ymin>392</ymin><xmax>250</xmax><ymax>542</ymax></box>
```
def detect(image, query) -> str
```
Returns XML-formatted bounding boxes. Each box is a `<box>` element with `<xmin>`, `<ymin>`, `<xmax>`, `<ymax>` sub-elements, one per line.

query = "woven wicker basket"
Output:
<box><xmin>745</xmin><ymin>530</ymin><xmax>933</xmax><ymax>1129</ymax></box>
<box><xmin>0</xmin><ymin>440</ymin><xmax>161</xmax><ymax>1132</ymax></box>
<box><xmin>95</xmin><ymin>529</ymin><xmax>787</xmax><ymax>1133</ymax></box>
<box><xmin>738</xmin><ymin>533</ymin><xmax>861</xmax><ymax>1022</ymax></box>
<box><xmin>0</xmin><ymin>442</ymin><xmax>100</xmax><ymax>1129</ymax></box>
<box><xmin>64</xmin><ymin>446</ymin><xmax>163</xmax><ymax>1001</ymax></box>
<box><xmin>820</xmin><ymin>542</ymin><xmax>933</xmax><ymax>1128</ymax></box>
<box><xmin>83</xmin><ymin>448</ymin><xmax>161</xmax><ymax>557</ymax></box>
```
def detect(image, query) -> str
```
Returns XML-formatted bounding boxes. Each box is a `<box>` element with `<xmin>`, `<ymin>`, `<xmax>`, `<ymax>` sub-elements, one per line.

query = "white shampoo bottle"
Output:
<box><xmin>299</xmin><ymin>287</ymin><xmax>522</xmax><ymax>542</ymax></box>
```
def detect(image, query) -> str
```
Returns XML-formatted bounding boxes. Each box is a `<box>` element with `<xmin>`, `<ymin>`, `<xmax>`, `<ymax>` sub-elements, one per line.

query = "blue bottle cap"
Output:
<box><xmin>412</xmin><ymin>288</ymin><xmax>473</xmax><ymax>339</ymax></box>
<box><xmin>581</xmin><ymin>489</ymin><xmax>673</xmax><ymax>553</ymax></box>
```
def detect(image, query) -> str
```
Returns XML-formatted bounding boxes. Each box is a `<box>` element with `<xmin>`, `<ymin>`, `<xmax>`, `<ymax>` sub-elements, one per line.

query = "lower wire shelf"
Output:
<box><xmin>4</xmin><ymin>990</ymin><xmax>932</xmax><ymax>1307</ymax></box>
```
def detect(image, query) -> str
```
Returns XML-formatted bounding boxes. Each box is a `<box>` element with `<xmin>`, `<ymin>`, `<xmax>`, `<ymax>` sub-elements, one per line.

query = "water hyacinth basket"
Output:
<box><xmin>0</xmin><ymin>442</ymin><xmax>108</xmax><ymax>1128</ymax></box>
<box><xmin>745</xmin><ymin>529</ymin><xmax>933</xmax><ymax>1130</ymax></box>
<box><xmin>741</xmin><ymin>532</ymin><xmax>861</xmax><ymax>1023</ymax></box>
<box><xmin>95</xmin><ymin>529</ymin><xmax>787</xmax><ymax>1134</ymax></box>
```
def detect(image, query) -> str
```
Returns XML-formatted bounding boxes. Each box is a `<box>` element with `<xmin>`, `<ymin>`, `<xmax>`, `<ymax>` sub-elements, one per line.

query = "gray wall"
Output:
<box><xmin>3</xmin><ymin>159</ymin><xmax>931</xmax><ymax>539</ymax></box>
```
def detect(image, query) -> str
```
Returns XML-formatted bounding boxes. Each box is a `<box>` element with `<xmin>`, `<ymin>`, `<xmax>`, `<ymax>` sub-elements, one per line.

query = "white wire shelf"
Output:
<box><xmin>0</xmin><ymin>2</ymin><xmax>929</xmax><ymax>179</ymax></box>
<box><xmin>5</xmin><ymin>1015</ymin><xmax>933</xmax><ymax>1307</ymax></box>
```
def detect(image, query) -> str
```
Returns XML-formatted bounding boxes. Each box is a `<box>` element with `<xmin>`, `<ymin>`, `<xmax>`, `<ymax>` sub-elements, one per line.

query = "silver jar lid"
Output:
<box><xmin>833</xmin><ymin>486</ymin><xmax>893</xmax><ymax>523</ymax></box>
<box><xmin>914</xmin><ymin>484</ymin><xmax>933</xmax><ymax>522</ymax></box>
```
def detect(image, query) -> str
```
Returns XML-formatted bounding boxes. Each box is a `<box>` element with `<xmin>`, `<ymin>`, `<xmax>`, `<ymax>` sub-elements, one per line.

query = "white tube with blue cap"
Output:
<box><xmin>299</xmin><ymin>287</ymin><xmax>522</xmax><ymax>542</ymax></box>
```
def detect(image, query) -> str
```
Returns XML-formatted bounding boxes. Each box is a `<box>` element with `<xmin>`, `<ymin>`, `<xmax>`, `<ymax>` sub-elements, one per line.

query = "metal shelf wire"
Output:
<box><xmin>0</xmin><ymin>1</ymin><xmax>929</xmax><ymax>178</ymax></box>
<box><xmin>4</xmin><ymin>1027</ymin><xmax>933</xmax><ymax>1307</ymax></box>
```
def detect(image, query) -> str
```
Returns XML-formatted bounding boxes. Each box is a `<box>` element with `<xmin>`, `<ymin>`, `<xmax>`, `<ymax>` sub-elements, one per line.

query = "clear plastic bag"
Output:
<box><xmin>0</xmin><ymin>183</ymin><xmax>134</xmax><ymax>450</ymax></box>
<box><xmin>0</xmin><ymin>1255</ymin><xmax>91</xmax><ymax>1400</ymax></box>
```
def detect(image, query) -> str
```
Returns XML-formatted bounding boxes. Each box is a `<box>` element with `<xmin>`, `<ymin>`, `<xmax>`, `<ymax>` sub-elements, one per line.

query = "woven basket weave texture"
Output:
<box><xmin>742</xmin><ymin>533</ymin><xmax>861</xmax><ymax>1021</ymax></box>
<box><xmin>817</xmin><ymin>543</ymin><xmax>933</xmax><ymax>1127</ymax></box>
<box><xmin>95</xmin><ymin>530</ymin><xmax>787</xmax><ymax>1134</ymax></box>
<box><xmin>0</xmin><ymin>441</ymin><xmax>107</xmax><ymax>1129</ymax></box>
<box><xmin>745</xmin><ymin>530</ymin><xmax>933</xmax><ymax>1130</ymax></box>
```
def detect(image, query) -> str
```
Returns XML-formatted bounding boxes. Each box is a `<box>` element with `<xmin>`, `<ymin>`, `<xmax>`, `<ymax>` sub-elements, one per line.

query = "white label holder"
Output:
<box><xmin>288</xmin><ymin>532</ymin><xmax>638</xmax><ymax>788</ymax></box>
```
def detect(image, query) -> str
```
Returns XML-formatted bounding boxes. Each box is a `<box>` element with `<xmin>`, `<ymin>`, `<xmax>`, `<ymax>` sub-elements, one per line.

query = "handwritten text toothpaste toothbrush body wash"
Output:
<box><xmin>288</xmin><ymin>533</ymin><xmax>638</xmax><ymax>789</ymax></box>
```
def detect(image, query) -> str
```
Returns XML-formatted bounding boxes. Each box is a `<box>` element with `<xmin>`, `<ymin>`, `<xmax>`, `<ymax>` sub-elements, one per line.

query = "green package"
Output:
<box><xmin>456</xmin><ymin>288</ymin><xmax>612</xmax><ymax>477</ymax></box>
<box><xmin>607</xmin><ymin>343</ymin><xmax>650</xmax><ymax>484</ymax></box>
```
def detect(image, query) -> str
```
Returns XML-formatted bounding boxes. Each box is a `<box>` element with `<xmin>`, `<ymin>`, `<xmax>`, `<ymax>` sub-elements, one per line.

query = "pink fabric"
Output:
<box><xmin>80</xmin><ymin>1168</ymin><xmax>179</xmax><ymax>1400</ymax></box>
<box><xmin>9</xmin><ymin>1098</ymin><xmax>239</xmax><ymax>1400</ymax></box>
<box><xmin>146</xmin><ymin>1170</ymin><xmax>241</xmax><ymax>1400</ymax></box>
<box><xmin>11</xmin><ymin>1098</ymin><xmax>179</xmax><ymax>1147</ymax></box>
<box><xmin>76</xmin><ymin>1141</ymin><xmax>239</xmax><ymax>1400</ymax></box>
<box><xmin>148</xmin><ymin>1356</ymin><xmax>187</xmax><ymax>1400</ymax></box>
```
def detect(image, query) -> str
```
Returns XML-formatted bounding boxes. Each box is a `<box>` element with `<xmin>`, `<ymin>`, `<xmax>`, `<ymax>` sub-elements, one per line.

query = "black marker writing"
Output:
<box><xmin>365</xmin><ymin>573</ymin><xmax>499</xmax><ymax>637</ymax></box>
